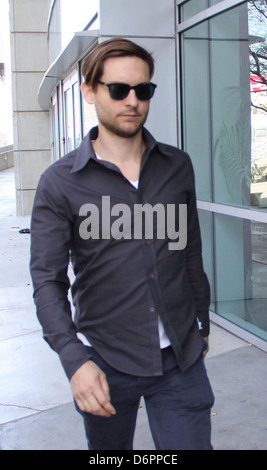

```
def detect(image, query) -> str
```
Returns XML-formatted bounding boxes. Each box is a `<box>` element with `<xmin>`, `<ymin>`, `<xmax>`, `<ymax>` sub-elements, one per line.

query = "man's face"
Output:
<box><xmin>82</xmin><ymin>55</ymin><xmax>151</xmax><ymax>138</ymax></box>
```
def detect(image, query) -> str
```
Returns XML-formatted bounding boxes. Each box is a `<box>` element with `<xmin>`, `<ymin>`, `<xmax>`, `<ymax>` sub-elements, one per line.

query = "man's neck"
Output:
<box><xmin>92</xmin><ymin>126</ymin><xmax>145</xmax><ymax>182</ymax></box>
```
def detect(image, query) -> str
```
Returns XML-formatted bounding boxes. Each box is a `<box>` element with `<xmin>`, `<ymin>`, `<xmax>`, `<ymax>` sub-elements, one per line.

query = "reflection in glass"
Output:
<box><xmin>210</xmin><ymin>6</ymin><xmax>252</xmax><ymax>208</ymax></box>
<box><xmin>213</xmin><ymin>213</ymin><xmax>267</xmax><ymax>342</ymax></box>
<box><xmin>181</xmin><ymin>1</ymin><xmax>267</xmax><ymax>210</ymax></box>
<box><xmin>249</xmin><ymin>1</ymin><xmax>267</xmax><ymax>209</ymax></box>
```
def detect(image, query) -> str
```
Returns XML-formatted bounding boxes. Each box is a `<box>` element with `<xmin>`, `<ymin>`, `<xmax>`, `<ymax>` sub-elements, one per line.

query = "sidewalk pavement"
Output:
<box><xmin>0</xmin><ymin>166</ymin><xmax>267</xmax><ymax>451</ymax></box>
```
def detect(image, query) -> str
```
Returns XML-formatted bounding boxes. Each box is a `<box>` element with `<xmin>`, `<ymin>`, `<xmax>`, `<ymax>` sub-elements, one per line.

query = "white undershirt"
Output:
<box><xmin>77</xmin><ymin>154</ymin><xmax>171</xmax><ymax>350</ymax></box>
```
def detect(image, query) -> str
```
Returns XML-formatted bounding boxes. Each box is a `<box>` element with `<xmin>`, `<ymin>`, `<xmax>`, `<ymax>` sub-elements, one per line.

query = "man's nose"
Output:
<box><xmin>124</xmin><ymin>89</ymin><xmax>139</xmax><ymax>106</ymax></box>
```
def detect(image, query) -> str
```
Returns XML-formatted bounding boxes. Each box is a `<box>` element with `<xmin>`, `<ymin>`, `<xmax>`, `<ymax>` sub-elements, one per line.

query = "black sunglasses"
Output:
<box><xmin>98</xmin><ymin>81</ymin><xmax>157</xmax><ymax>101</ymax></box>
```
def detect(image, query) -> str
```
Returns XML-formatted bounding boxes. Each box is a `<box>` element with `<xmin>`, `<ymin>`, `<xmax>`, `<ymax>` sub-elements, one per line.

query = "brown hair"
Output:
<box><xmin>81</xmin><ymin>38</ymin><xmax>155</xmax><ymax>89</ymax></box>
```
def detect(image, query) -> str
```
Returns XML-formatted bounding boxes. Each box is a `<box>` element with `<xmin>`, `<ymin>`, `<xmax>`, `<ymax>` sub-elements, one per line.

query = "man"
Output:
<box><xmin>30</xmin><ymin>38</ymin><xmax>214</xmax><ymax>450</ymax></box>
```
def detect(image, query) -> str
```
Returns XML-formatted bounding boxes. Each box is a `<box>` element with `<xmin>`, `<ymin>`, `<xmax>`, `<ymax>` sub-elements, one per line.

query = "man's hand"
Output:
<box><xmin>203</xmin><ymin>337</ymin><xmax>209</xmax><ymax>358</ymax></box>
<box><xmin>70</xmin><ymin>360</ymin><xmax>116</xmax><ymax>418</ymax></box>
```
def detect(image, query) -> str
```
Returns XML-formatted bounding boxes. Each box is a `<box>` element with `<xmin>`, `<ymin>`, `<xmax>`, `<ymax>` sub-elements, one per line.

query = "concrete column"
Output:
<box><xmin>9</xmin><ymin>0</ymin><xmax>51</xmax><ymax>215</ymax></box>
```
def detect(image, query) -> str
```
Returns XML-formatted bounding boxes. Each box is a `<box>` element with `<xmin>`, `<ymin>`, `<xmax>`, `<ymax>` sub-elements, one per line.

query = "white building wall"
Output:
<box><xmin>0</xmin><ymin>0</ymin><xmax>13</xmax><ymax>147</ymax></box>
<box><xmin>9</xmin><ymin>0</ymin><xmax>51</xmax><ymax>215</ymax></box>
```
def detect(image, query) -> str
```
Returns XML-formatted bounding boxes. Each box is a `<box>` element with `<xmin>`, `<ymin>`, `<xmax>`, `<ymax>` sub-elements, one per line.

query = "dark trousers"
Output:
<box><xmin>75</xmin><ymin>346</ymin><xmax>214</xmax><ymax>450</ymax></box>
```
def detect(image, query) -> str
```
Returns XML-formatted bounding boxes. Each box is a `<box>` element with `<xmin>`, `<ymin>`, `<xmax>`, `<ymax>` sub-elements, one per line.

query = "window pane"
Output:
<box><xmin>180</xmin><ymin>0</ymin><xmax>208</xmax><ymax>22</ymax></box>
<box><xmin>48</xmin><ymin>0</ymin><xmax>62</xmax><ymax>64</ymax></box>
<box><xmin>73</xmin><ymin>81</ymin><xmax>82</xmax><ymax>148</ymax></box>
<box><xmin>181</xmin><ymin>22</ymin><xmax>212</xmax><ymax>201</ymax></box>
<box><xmin>51</xmin><ymin>96</ymin><xmax>60</xmax><ymax>161</ymax></box>
<box><xmin>249</xmin><ymin>0</ymin><xmax>267</xmax><ymax>210</ymax></box>
<box><xmin>179</xmin><ymin>0</ymin><xmax>223</xmax><ymax>22</ymax></box>
<box><xmin>64</xmin><ymin>87</ymin><xmax>74</xmax><ymax>153</ymax></box>
<box><xmin>210</xmin><ymin>5</ymin><xmax>252</xmax><ymax>207</ymax></box>
<box><xmin>214</xmin><ymin>213</ymin><xmax>267</xmax><ymax>342</ymax></box>
<box><xmin>82</xmin><ymin>100</ymin><xmax>98</xmax><ymax>136</ymax></box>
<box><xmin>181</xmin><ymin>1</ymin><xmax>267</xmax><ymax>210</ymax></box>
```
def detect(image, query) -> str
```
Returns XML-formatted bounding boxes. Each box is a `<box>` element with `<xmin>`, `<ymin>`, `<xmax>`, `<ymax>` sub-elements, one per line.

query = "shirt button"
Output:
<box><xmin>149</xmin><ymin>273</ymin><xmax>155</xmax><ymax>279</ymax></box>
<box><xmin>150</xmin><ymin>306</ymin><xmax>155</xmax><ymax>313</ymax></box>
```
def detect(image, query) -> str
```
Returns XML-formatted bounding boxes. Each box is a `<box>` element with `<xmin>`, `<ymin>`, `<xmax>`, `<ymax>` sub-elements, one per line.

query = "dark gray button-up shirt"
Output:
<box><xmin>30</xmin><ymin>127</ymin><xmax>210</xmax><ymax>381</ymax></box>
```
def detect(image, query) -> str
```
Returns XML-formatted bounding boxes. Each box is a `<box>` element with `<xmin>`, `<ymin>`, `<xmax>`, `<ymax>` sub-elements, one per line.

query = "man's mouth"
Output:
<box><xmin>118</xmin><ymin>113</ymin><xmax>141</xmax><ymax>118</ymax></box>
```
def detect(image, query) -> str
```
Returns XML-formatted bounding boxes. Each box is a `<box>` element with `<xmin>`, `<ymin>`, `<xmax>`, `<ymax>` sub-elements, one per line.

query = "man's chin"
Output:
<box><xmin>114</xmin><ymin>126</ymin><xmax>143</xmax><ymax>138</ymax></box>
<box><xmin>100</xmin><ymin>117</ymin><xmax>147</xmax><ymax>138</ymax></box>
<box><xmin>104</xmin><ymin>126</ymin><xmax>142</xmax><ymax>139</ymax></box>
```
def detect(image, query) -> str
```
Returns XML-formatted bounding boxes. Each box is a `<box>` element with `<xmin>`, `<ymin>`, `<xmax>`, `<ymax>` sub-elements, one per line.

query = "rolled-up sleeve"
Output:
<box><xmin>30</xmin><ymin>173</ymin><xmax>91</xmax><ymax>380</ymax></box>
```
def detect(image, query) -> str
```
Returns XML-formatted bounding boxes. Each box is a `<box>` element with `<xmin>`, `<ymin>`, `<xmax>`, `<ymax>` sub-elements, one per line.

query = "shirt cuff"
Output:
<box><xmin>58</xmin><ymin>340</ymin><xmax>93</xmax><ymax>381</ymax></box>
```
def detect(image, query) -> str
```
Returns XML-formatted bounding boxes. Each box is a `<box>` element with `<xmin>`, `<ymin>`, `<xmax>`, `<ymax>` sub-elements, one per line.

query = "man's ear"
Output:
<box><xmin>80</xmin><ymin>82</ymin><xmax>95</xmax><ymax>105</ymax></box>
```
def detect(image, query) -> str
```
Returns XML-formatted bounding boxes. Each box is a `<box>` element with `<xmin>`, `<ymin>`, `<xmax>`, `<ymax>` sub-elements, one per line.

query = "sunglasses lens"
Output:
<box><xmin>109</xmin><ymin>84</ymin><xmax>130</xmax><ymax>100</ymax></box>
<box><xmin>135</xmin><ymin>83</ymin><xmax>156</xmax><ymax>100</ymax></box>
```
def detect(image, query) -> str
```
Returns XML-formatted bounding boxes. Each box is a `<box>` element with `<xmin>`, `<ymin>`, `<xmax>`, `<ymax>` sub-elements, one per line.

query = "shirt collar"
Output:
<box><xmin>70</xmin><ymin>126</ymin><xmax>98</xmax><ymax>173</ymax></box>
<box><xmin>70</xmin><ymin>126</ymin><xmax>159</xmax><ymax>173</ymax></box>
